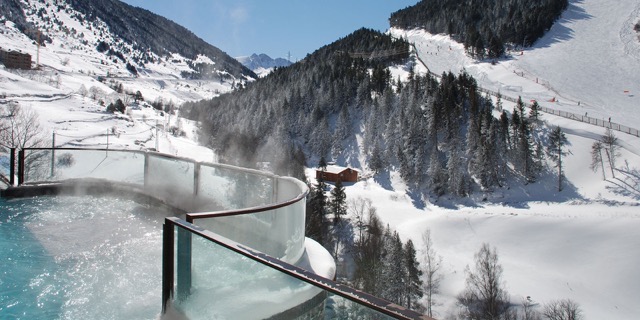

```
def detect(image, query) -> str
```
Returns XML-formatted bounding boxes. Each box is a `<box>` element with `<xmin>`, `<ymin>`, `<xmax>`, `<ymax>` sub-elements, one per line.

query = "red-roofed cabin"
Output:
<box><xmin>316</xmin><ymin>165</ymin><xmax>358</xmax><ymax>183</ymax></box>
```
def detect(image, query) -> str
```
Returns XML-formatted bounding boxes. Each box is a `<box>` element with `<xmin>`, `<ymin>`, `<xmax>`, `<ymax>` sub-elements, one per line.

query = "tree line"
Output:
<box><xmin>181</xmin><ymin>27</ymin><xmax>575</xmax><ymax>199</ymax></box>
<box><xmin>306</xmin><ymin>166</ymin><xmax>583</xmax><ymax>318</ymax></box>
<box><xmin>389</xmin><ymin>0</ymin><xmax>568</xmax><ymax>59</ymax></box>
<box><xmin>306</xmin><ymin>169</ymin><xmax>425</xmax><ymax>315</ymax></box>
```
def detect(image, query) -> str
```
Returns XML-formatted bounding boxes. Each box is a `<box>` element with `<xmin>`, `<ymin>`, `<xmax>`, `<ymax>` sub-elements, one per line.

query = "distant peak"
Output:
<box><xmin>236</xmin><ymin>53</ymin><xmax>292</xmax><ymax>76</ymax></box>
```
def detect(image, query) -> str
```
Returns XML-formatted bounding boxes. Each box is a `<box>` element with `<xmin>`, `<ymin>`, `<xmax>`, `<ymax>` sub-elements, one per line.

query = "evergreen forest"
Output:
<box><xmin>389</xmin><ymin>0</ymin><xmax>569</xmax><ymax>58</ymax></box>
<box><xmin>181</xmin><ymin>28</ymin><xmax>548</xmax><ymax>199</ymax></box>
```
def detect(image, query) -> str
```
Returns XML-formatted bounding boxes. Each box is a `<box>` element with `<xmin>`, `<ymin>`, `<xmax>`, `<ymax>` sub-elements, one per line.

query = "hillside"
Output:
<box><xmin>0</xmin><ymin>0</ymin><xmax>255</xmax><ymax>80</ymax></box>
<box><xmin>181</xmin><ymin>28</ymin><xmax>411</xmax><ymax>178</ymax></box>
<box><xmin>380</xmin><ymin>0</ymin><xmax>640</xmax><ymax>318</ymax></box>
<box><xmin>390</xmin><ymin>0</ymin><xmax>568</xmax><ymax>58</ymax></box>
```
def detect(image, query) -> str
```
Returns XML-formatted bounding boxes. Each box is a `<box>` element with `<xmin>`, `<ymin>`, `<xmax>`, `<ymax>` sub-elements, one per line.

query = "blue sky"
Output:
<box><xmin>121</xmin><ymin>0</ymin><xmax>419</xmax><ymax>61</ymax></box>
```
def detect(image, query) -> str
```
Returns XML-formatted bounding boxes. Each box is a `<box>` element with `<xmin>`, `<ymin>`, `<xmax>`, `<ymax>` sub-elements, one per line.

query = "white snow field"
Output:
<box><xmin>1</xmin><ymin>0</ymin><xmax>639</xmax><ymax>319</ymax></box>
<box><xmin>381</xmin><ymin>0</ymin><xmax>640</xmax><ymax>318</ymax></box>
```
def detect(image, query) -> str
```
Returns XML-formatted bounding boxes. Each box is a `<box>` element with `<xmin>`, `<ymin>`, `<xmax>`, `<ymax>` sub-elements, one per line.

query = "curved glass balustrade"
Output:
<box><xmin>4</xmin><ymin>147</ymin><xmax>431</xmax><ymax>320</ymax></box>
<box><xmin>14</xmin><ymin>148</ymin><xmax>308</xmax><ymax>263</ymax></box>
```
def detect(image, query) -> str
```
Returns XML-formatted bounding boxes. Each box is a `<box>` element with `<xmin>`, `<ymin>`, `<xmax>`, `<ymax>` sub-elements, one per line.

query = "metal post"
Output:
<box><xmin>18</xmin><ymin>149</ymin><xmax>24</xmax><ymax>185</ymax></box>
<box><xmin>273</xmin><ymin>176</ymin><xmax>279</xmax><ymax>204</ymax></box>
<box><xmin>162</xmin><ymin>220</ymin><xmax>175</xmax><ymax>314</ymax></box>
<box><xmin>155</xmin><ymin>120</ymin><xmax>159</xmax><ymax>151</ymax></box>
<box><xmin>193</xmin><ymin>163</ymin><xmax>200</xmax><ymax>196</ymax></box>
<box><xmin>143</xmin><ymin>153</ymin><xmax>150</xmax><ymax>189</ymax></box>
<box><xmin>51</xmin><ymin>132</ymin><xmax>56</xmax><ymax>178</ymax></box>
<box><xmin>177</xmin><ymin>226</ymin><xmax>192</xmax><ymax>302</ymax></box>
<box><xmin>9</xmin><ymin>148</ymin><xmax>15</xmax><ymax>186</ymax></box>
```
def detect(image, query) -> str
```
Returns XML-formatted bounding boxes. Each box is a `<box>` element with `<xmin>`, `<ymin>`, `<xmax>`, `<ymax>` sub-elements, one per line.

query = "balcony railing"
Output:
<box><xmin>3</xmin><ymin>147</ymin><xmax>432</xmax><ymax>319</ymax></box>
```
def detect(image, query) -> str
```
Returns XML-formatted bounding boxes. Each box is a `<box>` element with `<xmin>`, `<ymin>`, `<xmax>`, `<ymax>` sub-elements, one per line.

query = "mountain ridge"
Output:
<box><xmin>236</xmin><ymin>53</ymin><xmax>292</xmax><ymax>77</ymax></box>
<box><xmin>0</xmin><ymin>0</ymin><xmax>256</xmax><ymax>80</ymax></box>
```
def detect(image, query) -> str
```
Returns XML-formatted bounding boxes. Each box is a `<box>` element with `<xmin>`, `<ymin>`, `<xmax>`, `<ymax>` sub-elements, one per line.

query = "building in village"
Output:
<box><xmin>316</xmin><ymin>165</ymin><xmax>359</xmax><ymax>183</ymax></box>
<box><xmin>0</xmin><ymin>48</ymin><xmax>32</xmax><ymax>69</ymax></box>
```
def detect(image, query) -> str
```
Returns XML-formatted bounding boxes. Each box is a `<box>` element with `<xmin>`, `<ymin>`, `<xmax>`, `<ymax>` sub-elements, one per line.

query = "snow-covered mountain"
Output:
<box><xmin>1</xmin><ymin>0</ymin><xmax>639</xmax><ymax>319</ymax></box>
<box><xmin>236</xmin><ymin>53</ymin><xmax>292</xmax><ymax>77</ymax></box>
<box><xmin>0</xmin><ymin>0</ymin><xmax>255</xmax><ymax>81</ymax></box>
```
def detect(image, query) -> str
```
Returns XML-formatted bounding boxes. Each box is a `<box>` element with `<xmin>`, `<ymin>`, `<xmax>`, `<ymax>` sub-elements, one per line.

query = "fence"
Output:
<box><xmin>479</xmin><ymin>87</ymin><xmax>640</xmax><ymax>137</ymax></box>
<box><xmin>411</xmin><ymin>44</ymin><xmax>640</xmax><ymax>138</ymax></box>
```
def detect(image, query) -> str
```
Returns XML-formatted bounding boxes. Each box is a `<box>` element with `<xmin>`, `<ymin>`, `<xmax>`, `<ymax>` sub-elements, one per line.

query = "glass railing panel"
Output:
<box><xmin>0</xmin><ymin>151</ymin><xmax>9</xmax><ymax>178</ymax></box>
<box><xmin>145</xmin><ymin>154</ymin><xmax>195</xmax><ymax>208</ymax></box>
<box><xmin>170</xmin><ymin>225</ymin><xmax>397</xmax><ymax>320</ymax></box>
<box><xmin>192</xmin><ymin>175</ymin><xmax>307</xmax><ymax>264</ymax></box>
<box><xmin>24</xmin><ymin>149</ymin><xmax>145</xmax><ymax>184</ymax></box>
<box><xmin>193</xmin><ymin>202</ymin><xmax>305</xmax><ymax>264</ymax></box>
<box><xmin>197</xmin><ymin>164</ymin><xmax>274</xmax><ymax>210</ymax></box>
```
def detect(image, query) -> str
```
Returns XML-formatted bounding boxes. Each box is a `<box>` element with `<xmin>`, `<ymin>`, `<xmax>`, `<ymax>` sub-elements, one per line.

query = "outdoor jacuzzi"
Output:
<box><xmin>1</xmin><ymin>147</ymin><xmax>427</xmax><ymax>320</ymax></box>
<box><xmin>0</xmin><ymin>195</ymin><xmax>173</xmax><ymax>319</ymax></box>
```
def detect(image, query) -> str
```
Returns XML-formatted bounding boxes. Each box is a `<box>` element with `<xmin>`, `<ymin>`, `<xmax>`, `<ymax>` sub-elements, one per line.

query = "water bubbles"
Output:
<box><xmin>1</xmin><ymin>194</ymin><xmax>174</xmax><ymax>319</ymax></box>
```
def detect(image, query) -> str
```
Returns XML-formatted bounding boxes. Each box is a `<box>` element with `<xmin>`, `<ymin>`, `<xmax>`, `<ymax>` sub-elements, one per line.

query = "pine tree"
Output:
<box><xmin>381</xmin><ymin>229</ymin><xmax>406</xmax><ymax>305</ymax></box>
<box><xmin>466</xmin><ymin>116</ymin><xmax>481</xmax><ymax>173</ymax></box>
<box><xmin>318</xmin><ymin>156</ymin><xmax>328</xmax><ymax>171</ymax></box>
<box><xmin>547</xmin><ymin>126</ymin><xmax>569</xmax><ymax>191</ymax></box>
<box><xmin>330</xmin><ymin>179</ymin><xmax>347</xmax><ymax>225</ymax></box>
<box><xmin>369</xmin><ymin>140</ymin><xmax>387</xmax><ymax>173</ymax></box>
<box><xmin>510</xmin><ymin>109</ymin><xmax>521</xmax><ymax>151</ymax></box>
<box><xmin>428</xmin><ymin>147</ymin><xmax>447</xmax><ymax>197</ymax></box>
<box><xmin>404</xmin><ymin>239</ymin><xmax>423</xmax><ymax>311</ymax></box>
<box><xmin>447</xmin><ymin>145</ymin><xmax>470</xmax><ymax>197</ymax></box>
<box><xmin>324</xmin><ymin>179</ymin><xmax>350</xmax><ymax>261</ymax></box>
<box><xmin>499</xmin><ymin>110</ymin><xmax>510</xmax><ymax>151</ymax></box>
<box><xmin>514</xmin><ymin>98</ymin><xmax>536</xmax><ymax>182</ymax></box>
<box><xmin>333</xmin><ymin>105</ymin><xmax>351</xmax><ymax>158</ymax></box>
<box><xmin>518</xmin><ymin>118</ymin><xmax>536</xmax><ymax>182</ymax></box>
<box><xmin>488</xmin><ymin>33</ymin><xmax>504</xmax><ymax>59</ymax></box>
<box><xmin>529</xmin><ymin>100</ymin><xmax>541</xmax><ymax>122</ymax></box>
<box><xmin>307</xmin><ymin>178</ymin><xmax>328</xmax><ymax>244</ymax></box>
<box><xmin>353</xmin><ymin>210</ymin><xmax>385</xmax><ymax>295</ymax></box>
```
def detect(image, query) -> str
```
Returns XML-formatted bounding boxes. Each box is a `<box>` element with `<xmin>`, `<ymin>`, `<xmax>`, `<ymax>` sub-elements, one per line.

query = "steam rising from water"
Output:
<box><xmin>0</xmin><ymin>195</ymin><xmax>174</xmax><ymax>320</ymax></box>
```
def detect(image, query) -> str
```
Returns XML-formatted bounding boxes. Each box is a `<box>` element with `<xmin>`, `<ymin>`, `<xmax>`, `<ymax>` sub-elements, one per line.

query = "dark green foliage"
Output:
<box><xmin>126</xmin><ymin>62</ymin><xmax>138</xmax><ymax>76</ymax></box>
<box><xmin>512</xmin><ymin>97</ymin><xmax>538</xmax><ymax>182</ymax></box>
<box><xmin>330</xmin><ymin>180</ymin><xmax>347</xmax><ymax>225</ymax></box>
<box><xmin>547</xmin><ymin>126</ymin><xmax>568</xmax><ymax>191</ymax></box>
<box><xmin>351</xmin><ymin>218</ymin><xmax>424</xmax><ymax>311</ymax></box>
<box><xmin>151</xmin><ymin>99</ymin><xmax>163</xmax><ymax>111</ymax></box>
<box><xmin>318</xmin><ymin>156</ymin><xmax>327</xmax><ymax>171</ymax></box>
<box><xmin>182</xmin><ymin>28</ymin><xmax>409</xmax><ymax>173</ymax></box>
<box><xmin>404</xmin><ymin>240</ymin><xmax>423</xmax><ymax>311</ymax></box>
<box><xmin>0</xmin><ymin>0</ymin><xmax>52</xmax><ymax>45</ymax></box>
<box><xmin>183</xmin><ymin>26</ymin><xmax>548</xmax><ymax>198</ymax></box>
<box><xmin>390</xmin><ymin>0</ymin><xmax>568</xmax><ymax>58</ymax></box>
<box><xmin>134</xmin><ymin>90</ymin><xmax>144</xmax><ymax>102</ymax></box>
<box><xmin>306</xmin><ymin>178</ymin><xmax>328</xmax><ymax>243</ymax></box>
<box><xmin>106</xmin><ymin>99</ymin><xmax>125</xmax><ymax>113</ymax></box>
<box><xmin>529</xmin><ymin>100</ymin><xmax>541</xmax><ymax>121</ymax></box>
<box><xmin>352</xmin><ymin>210</ymin><xmax>385</xmax><ymax>295</ymax></box>
<box><xmin>96</xmin><ymin>41</ymin><xmax>110</xmax><ymax>53</ymax></box>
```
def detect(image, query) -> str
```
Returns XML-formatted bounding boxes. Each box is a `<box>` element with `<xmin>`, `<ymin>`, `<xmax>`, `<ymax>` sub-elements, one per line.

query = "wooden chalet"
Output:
<box><xmin>316</xmin><ymin>165</ymin><xmax>358</xmax><ymax>183</ymax></box>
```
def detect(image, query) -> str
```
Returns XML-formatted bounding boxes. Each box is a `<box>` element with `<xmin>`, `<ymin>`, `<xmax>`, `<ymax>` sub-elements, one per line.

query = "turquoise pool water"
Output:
<box><xmin>0</xmin><ymin>195</ymin><xmax>174</xmax><ymax>320</ymax></box>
